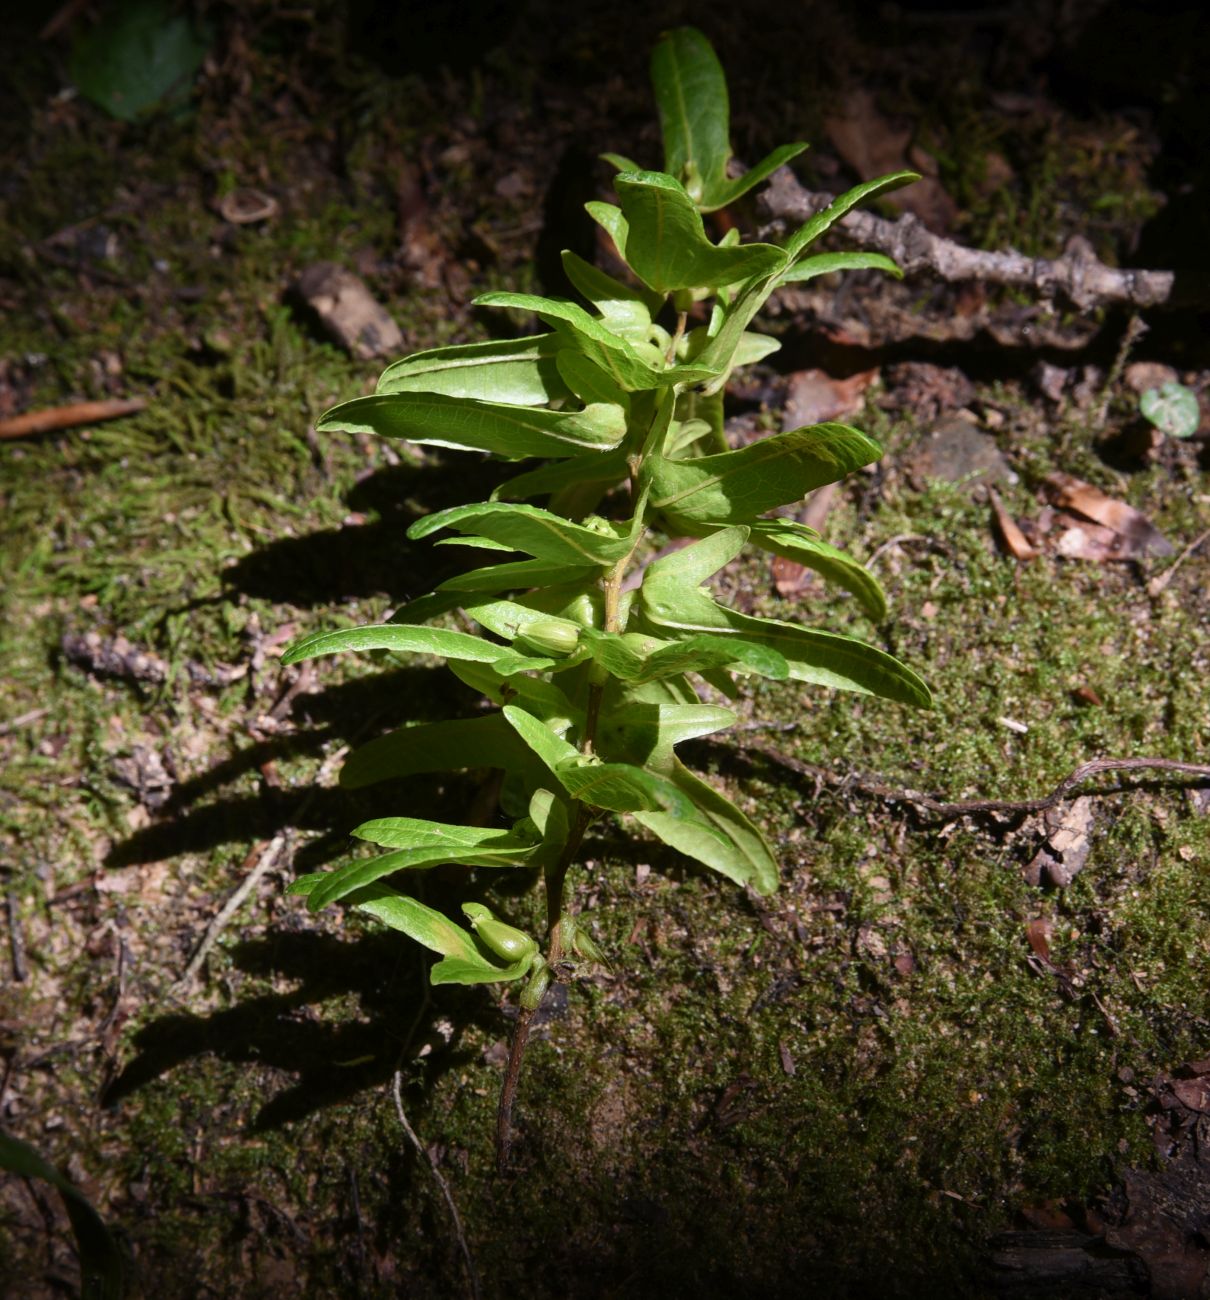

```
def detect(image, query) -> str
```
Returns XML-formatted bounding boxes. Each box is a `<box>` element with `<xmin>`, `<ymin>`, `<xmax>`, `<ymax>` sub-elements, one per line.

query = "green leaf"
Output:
<box><xmin>556</xmin><ymin>349</ymin><xmax>631</xmax><ymax>410</ymax></box>
<box><xmin>613</xmin><ymin>171</ymin><xmax>786</xmax><ymax>294</ymax></box>
<box><xmin>647</xmin><ymin>422</ymin><xmax>883</xmax><ymax>526</ymax></box>
<box><xmin>1140</xmin><ymin>382</ymin><xmax>1200</xmax><ymax>438</ymax></box>
<box><xmin>706</xmin><ymin>143</ymin><xmax>811</xmax><ymax>211</ymax></box>
<box><xmin>560</xmin><ymin>251</ymin><xmax>661</xmax><ymax>340</ymax></box>
<box><xmin>579</xmin><ymin>628</ymin><xmax>787</xmax><ymax>684</ymax></box>
<box><xmin>649</xmin><ymin>25</ymin><xmax>807</xmax><ymax>212</ymax></box>
<box><xmin>317</xmin><ymin>390</ymin><xmax>626</xmax><ymax>459</ymax></box>
<box><xmin>731</xmin><ymin>330</ymin><xmax>782</xmax><ymax>367</ymax></box>
<box><xmin>595</xmin><ymin>699</ymin><xmax>737</xmax><ymax>767</ymax></box>
<box><xmin>493</xmin><ymin>448</ymin><xmax>631</xmax><ymax>502</ymax></box>
<box><xmin>632</xmin><ymin>758</ymin><xmax>779</xmax><ymax>893</ymax></box>
<box><xmin>281</xmin><ymin>624</ymin><xmax>555</xmax><ymax>673</ymax></box>
<box><xmin>747</xmin><ymin>519</ymin><xmax>887</xmax><ymax>620</ymax></box>
<box><xmin>784</xmin><ymin>172</ymin><xmax>920</xmax><ymax>262</ymax></box>
<box><xmin>306</xmin><ymin>825</ymin><xmax>541</xmax><ymax>910</ymax></box>
<box><xmin>446</xmin><ymin>660</ymin><xmax>576</xmax><ymax>725</ymax></box>
<box><xmin>376</xmin><ymin>334</ymin><xmax>571</xmax><ymax>405</ymax></box>
<box><xmin>640</xmin><ymin>531</ymin><xmax>932</xmax><ymax>707</ymax></box>
<box><xmin>409</xmin><ymin>502</ymin><xmax>631</xmax><ymax>565</ymax></box>
<box><xmin>585</xmin><ymin>200</ymin><xmax>631</xmax><ymax>261</ymax></box>
<box><xmin>340</xmin><ymin>714</ymin><xmax>535</xmax><ymax>789</ymax></box>
<box><xmin>475</xmin><ymin>290</ymin><xmax>668</xmax><ymax>391</ymax></box>
<box><xmin>777</xmin><ymin>251</ymin><xmax>903</xmax><ymax>287</ymax></box>
<box><xmin>651</xmin><ymin>26</ymin><xmax>730</xmax><ymax>201</ymax></box>
<box><xmin>340</xmin><ymin>885</ymin><xmax>532</xmax><ymax>985</ymax></box>
<box><xmin>601</xmin><ymin>151</ymin><xmax>642</xmax><ymax>173</ymax></box>
<box><xmin>436</xmin><ymin>557</ymin><xmax>599</xmax><ymax>595</ymax></box>
<box><xmin>502</xmin><ymin>705</ymin><xmax>688</xmax><ymax>813</ymax></box>
<box><xmin>0</xmin><ymin>1132</ymin><xmax>124</xmax><ymax>1300</ymax></box>
<box><xmin>69</xmin><ymin>0</ymin><xmax>209</xmax><ymax>123</ymax></box>
<box><xmin>351</xmin><ymin>817</ymin><xmax>536</xmax><ymax>852</ymax></box>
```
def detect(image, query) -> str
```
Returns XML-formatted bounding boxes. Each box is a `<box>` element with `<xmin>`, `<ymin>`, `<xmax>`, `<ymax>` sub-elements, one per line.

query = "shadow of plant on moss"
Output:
<box><xmin>102</xmin><ymin>928</ymin><xmax>503</xmax><ymax>1130</ymax></box>
<box><xmin>224</xmin><ymin>455</ymin><xmax>510</xmax><ymax>607</ymax></box>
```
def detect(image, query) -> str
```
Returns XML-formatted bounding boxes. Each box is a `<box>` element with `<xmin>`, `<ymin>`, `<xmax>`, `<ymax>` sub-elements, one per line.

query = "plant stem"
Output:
<box><xmin>495</xmin><ymin>522</ymin><xmax>648</xmax><ymax>1168</ymax></box>
<box><xmin>495</xmin><ymin>1007</ymin><xmax>532</xmax><ymax>1171</ymax></box>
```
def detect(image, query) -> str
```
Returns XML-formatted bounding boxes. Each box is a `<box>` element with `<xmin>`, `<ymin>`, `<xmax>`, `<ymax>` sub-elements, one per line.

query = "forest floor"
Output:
<box><xmin>2</xmin><ymin>2</ymin><xmax>1209</xmax><ymax>1297</ymax></box>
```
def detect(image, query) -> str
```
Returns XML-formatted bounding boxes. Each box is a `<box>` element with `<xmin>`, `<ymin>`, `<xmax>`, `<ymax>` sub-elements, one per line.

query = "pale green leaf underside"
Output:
<box><xmin>376</xmin><ymin>333</ymin><xmax>571</xmax><ymax>405</ymax></box>
<box><xmin>280</xmin><ymin>624</ymin><xmax>554</xmax><ymax>673</ymax></box>
<box><xmin>318</xmin><ymin>390</ymin><xmax>626</xmax><ymax>459</ymax></box>
<box><xmin>648</xmin><ymin>422</ymin><xmax>883</xmax><ymax>525</ymax></box>
<box><xmin>409</xmin><ymin>501</ymin><xmax>631</xmax><ymax>566</ymax></box>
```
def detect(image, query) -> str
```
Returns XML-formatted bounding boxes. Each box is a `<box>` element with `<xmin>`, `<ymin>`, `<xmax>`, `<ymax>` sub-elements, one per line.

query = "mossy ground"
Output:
<box><xmin>2</xmin><ymin>3</ymin><xmax>1208</xmax><ymax>1297</ymax></box>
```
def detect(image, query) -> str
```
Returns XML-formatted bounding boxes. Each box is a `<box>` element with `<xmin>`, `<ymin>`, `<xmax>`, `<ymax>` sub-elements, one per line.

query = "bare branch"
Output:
<box><xmin>759</xmin><ymin>169</ymin><xmax>1197</xmax><ymax>313</ymax></box>
<box><xmin>740</xmin><ymin>748</ymin><xmax>1210</xmax><ymax>821</ymax></box>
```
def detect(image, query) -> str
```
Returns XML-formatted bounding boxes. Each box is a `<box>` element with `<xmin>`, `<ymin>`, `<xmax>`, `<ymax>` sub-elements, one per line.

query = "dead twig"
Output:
<box><xmin>759</xmin><ymin>170</ymin><xmax>1199</xmax><ymax>312</ymax></box>
<box><xmin>391</xmin><ymin>1071</ymin><xmax>482</xmax><ymax>1300</ymax></box>
<box><xmin>0</xmin><ymin>398</ymin><xmax>147</xmax><ymax>441</ymax></box>
<box><xmin>741</xmin><ymin>748</ymin><xmax>1210</xmax><ymax>821</ymax></box>
<box><xmin>175</xmin><ymin>832</ymin><xmax>294</xmax><ymax>989</ymax></box>
<box><xmin>1147</xmin><ymin>529</ymin><xmax>1210</xmax><ymax>598</ymax></box>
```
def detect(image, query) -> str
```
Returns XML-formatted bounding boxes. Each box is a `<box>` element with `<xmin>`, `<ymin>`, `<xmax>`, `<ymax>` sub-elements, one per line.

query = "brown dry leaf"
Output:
<box><xmin>1024</xmin><ymin>797</ymin><xmax>1095</xmax><ymax>887</ymax></box>
<box><xmin>1044</xmin><ymin>473</ymin><xmax>1173</xmax><ymax>558</ymax></box>
<box><xmin>1025</xmin><ymin>917</ymin><xmax>1054</xmax><ymax>963</ymax></box>
<box><xmin>824</xmin><ymin>88</ymin><xmax>958</xmax><ymax>232</ymax></box>
<box><xmin>783</xmin><ymin>367</ymin><xmax>879</xmax><ymax>427</ymax></box>
<box><xmin>217</xmin><ymin>188</ymin><xmax>278</xmax><ymax>225</ymax></box>
<box><xmin>1169</xmin><ymin>1077</ymin><xmax>1210</xmax><ymax>1113</ymax></box>
<box><xmin>772</xmin><ymin>553</ymin><xmax>812</xmax><ymax>596</ymax></box>
<box><xmin>989</xmin><ymin>487</ymin><xmax>1037</xmax><ymax>560</ymax></box>
<box><xmin>1124</xmin><ymin>361</ymin><xmax>1179</xmax><ymax>394</ymax></box>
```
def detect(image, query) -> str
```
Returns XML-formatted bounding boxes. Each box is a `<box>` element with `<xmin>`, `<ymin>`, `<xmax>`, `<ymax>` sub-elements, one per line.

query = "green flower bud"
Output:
<box><xmin>462</xmin><ymin>903</ymin><xmax>539</xmax><ymax>964</ymax></box>
<box><xmin>516</xmin><ymin>616</ymin><xmax>580</xmax><ymax>657</ymax></box>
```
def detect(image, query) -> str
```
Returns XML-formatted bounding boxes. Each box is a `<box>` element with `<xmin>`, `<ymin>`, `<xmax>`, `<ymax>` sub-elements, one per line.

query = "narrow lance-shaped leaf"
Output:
<box><xmin>0</xmin><ymin>1133</ymin><xmax>124</xmax><ymax>1300</ymax></box>
<box><xmin>475</xmin><ymin>290</ymin><xmax>669</xmax><ymax>391</ymax></box>
<box><xmin>317</xmin><ymin>390</ymin><xmax>626</xmax><ymax>459</ymax></box>
<box><xmin>351</xmin><ymin>817</ymin><xmax>537</xmax><ymax>853</ymax></box>
<box><xmin>632</xmin><ymin>758</ymin><xmax>779</xmax><ymax>893</ymax></box>
<box><xmin>376</xmin><ymin>333</ymin><xmax>572</xmax><ymax>405</ymax></box>
<box><xmin>302</xmin><ymin>833</ymin><xmax>539</xmax><ymax>912</ymax></box>
<box><xmin>776</xmin><ymin>250</ymin><xmax>902</xmax><ymax>287</ymax></box>
<box><xmin>409</xmin><ymin>501</ymin><xmax>632</xmax><ymax>566</ymax></box>
<box><xmin>281</xmin><ymin>624</ymin><xmax>555</xmax><ymax>673</ymax></box>
<box><xmin>296</xmin><ymin>882</ymin><xmax>533</xmax><ymax>985</ymax></box>
<box><xmin>747</xmin><ymin>519</ymin><xmax>887</xmax><ymax>621</ymax></box>
<box><xmin>650</xmin><ymin>25</ymin><xmax>807</xmax><ymax>212</ymax></box>
<box><xmin>646</xmin><ymin>422</ymin><xmax>883</xmax><ymax>527</ymax></box>
<box><xmin>502</xmin><ymin>705</ymin><xmax>690</xmax><ymax>814</ymax></box>
<box><xmin>639</xmin><ymin>530</ymin><xmax>932</xmax><ymax>707</ymax></box>
<box><xmin>560</xmin><ymin>250</ymin><xmax>661</xmax><ymax>341</ymax></box>
<box><xmin>436</xmin><ymin>557</ymin><xmax>600</xmax><ymax>596</ymax></box>
<box><xmin>493</xmin><ymin>447</ymin><xmax>631</xmax><ymax>503</ymax></box>
<box><xmin>783</xmin><ymin>171</ymin><xmax>920</xmax><ymax>263</ymax></box>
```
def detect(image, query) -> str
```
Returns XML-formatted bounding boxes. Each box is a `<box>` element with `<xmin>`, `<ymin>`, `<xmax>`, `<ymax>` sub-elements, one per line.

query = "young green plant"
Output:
<box><xmin>282</xmin><ymin>25</ymin><xmax>931</xmax><ymax>1164</ymax></box>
